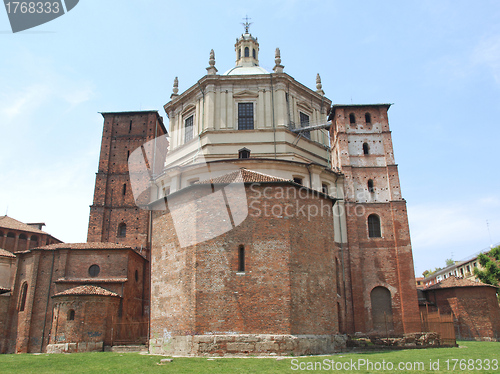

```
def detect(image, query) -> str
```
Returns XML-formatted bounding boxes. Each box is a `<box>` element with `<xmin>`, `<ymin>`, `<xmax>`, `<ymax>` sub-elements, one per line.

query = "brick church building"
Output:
<box><xmin>0</xmin><ymin>26</ymin><xmax>421</xmax><ymax>355</ymax></box>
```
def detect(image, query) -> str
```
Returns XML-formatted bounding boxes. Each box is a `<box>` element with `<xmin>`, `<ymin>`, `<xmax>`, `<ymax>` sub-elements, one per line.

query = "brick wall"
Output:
<box><xmin>427</xmin><ymin>286</ymin><xmax>500</xmax><ymax>340</ymax></box>
<box><xmin>150</xmin><ymin>183</ymin><xmax>341</xmax><ymax>354</ymax></box>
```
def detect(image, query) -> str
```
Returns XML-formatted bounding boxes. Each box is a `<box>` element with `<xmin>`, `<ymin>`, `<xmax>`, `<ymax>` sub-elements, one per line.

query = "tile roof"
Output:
<box><xmin>0</xmin><ymin>215</ymin><xmax>47</xmax><ymax>235</ymax></box>
<box><xmin>425</xmin><ymin>276</ymin><xmax>497</xmax><ymax>290</ymax></box>
<box><xmin>197</xmin><ymin>168</ymin><xmax>289</xmax><ymax>185</ymax></box>
<box><xmin>0</xmin><ymin>248</ymin><xmax>16</xmax><ymax>258</ymax></box>
<box><xmin>36</xmin><ymin>242</ymin><xmax>132</xmax><ymax>251</ymax></box>
<box><xmin>53</xmin><ymin>285</ymin><xmax>120</xmax><ymax>297</ymax></box>
<box><xmin>55</xmin><ymin>277</ymin><xmax>128</xmax><ymax>284</ymax></box>
<box><xmin>0</xmin><ymin>286</ymin><xmax>11</xmax><ymax>294</ymax></box>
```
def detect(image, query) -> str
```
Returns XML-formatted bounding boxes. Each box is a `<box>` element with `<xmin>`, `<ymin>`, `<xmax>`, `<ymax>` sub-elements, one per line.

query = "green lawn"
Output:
<box><xmin>0</xmin><ymin>341</ymin><xmax>498</xmax><ymax>373</ymax></box>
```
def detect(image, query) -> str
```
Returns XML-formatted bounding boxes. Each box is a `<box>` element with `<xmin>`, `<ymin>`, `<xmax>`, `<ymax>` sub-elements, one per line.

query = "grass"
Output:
<box><xmin>0</xmin><ymin>341</ymin><xmax>498</xmax><ymax>373</ymax></box>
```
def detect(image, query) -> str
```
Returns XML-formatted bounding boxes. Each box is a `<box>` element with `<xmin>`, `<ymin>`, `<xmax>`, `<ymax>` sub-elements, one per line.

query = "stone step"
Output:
<box><xmin>105</xmin><ymin>345</ymin><xmax>148</xmax><ymax>353</ymax></box>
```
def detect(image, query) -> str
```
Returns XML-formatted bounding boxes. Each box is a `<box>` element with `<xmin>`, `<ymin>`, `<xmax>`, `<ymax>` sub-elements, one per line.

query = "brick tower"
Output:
<box><xmin>87</xmin><ymin>111</ymin><xmax>167</xmax><ymax>254</ymax></box>
<box><xmin>329</xmin><ymin>104</ymin><xmax>419</xmax><ymax>334</ymax></box>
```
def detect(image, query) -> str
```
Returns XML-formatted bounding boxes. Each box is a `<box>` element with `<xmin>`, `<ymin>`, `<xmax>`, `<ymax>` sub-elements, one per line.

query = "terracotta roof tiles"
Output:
<box><xmin>53</xmin><ymin>285</ymin><xmax>120</xmax><ymax>297</ymax></box>
<box><xmin>0</xmin><ymin>286</ymin><xmax>11</xmax><ymax>294</ymax></box>
<box><xmin>197</xmin><ymin>168</ymin><xmax>289</xmax><ymax>185</ymax></box>
<box><xmin>0</xmin><ymin>215</ymin><xmax>47</xmax><ymax>235</ymax></box>
<box><xmin>425</xmin><ymin>276</ymin><xmax>496</xmax><ymax>290</ymax></box>
<box><xmin>36</xmin><ymin>242</ymin><xmax>132</xmax><ymax>251</ymax></box>
<box><xmin>0</xmin><ymin>248</ymin><xmax>16</xmax><ymax>258</ymax></box>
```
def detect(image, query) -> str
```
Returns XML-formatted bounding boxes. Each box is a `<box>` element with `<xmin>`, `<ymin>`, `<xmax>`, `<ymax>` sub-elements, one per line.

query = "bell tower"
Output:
<box><xmin>329</xmin><ymin>104</ymin><xmax>420</xmax><ymax>335</ymax></box>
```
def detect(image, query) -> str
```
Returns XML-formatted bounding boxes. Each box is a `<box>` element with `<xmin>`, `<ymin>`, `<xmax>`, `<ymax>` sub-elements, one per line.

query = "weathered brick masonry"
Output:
<box><xmin>149</xmin><ymin>180</ymin><xmax>346</xmax><ymax>355</ymax></box>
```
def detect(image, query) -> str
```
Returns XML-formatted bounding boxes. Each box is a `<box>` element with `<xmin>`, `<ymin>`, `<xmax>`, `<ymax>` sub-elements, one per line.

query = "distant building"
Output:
<box><xmin>421</xmin><ymin>245</ymin><xmax>500</xmax><ymax>288</ymax></box>
<box><xmin>0</xmin><ymin>215</ymin><xmax>61</xmax><ymax>252</ymax></box>
<box><xmin>415</xmin><ymin>277</ymin><xmax>424</xmax><ymax>289</ymax></box>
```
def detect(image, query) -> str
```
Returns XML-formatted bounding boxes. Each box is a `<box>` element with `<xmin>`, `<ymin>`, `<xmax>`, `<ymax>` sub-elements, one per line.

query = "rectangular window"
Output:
<box><xmin>300</xmin><ymin>112</ymin><xmax>310</xmax><ymax>139</ymax></box>
<box><xmin>184</xmin><ymin>115</ymin><xmax>193</xmax><ymax>143</ymax></box>
<box><xmin>238</xmin><ymin>103</ymin><xmax>254</xmax><ymax>130</ymax></box>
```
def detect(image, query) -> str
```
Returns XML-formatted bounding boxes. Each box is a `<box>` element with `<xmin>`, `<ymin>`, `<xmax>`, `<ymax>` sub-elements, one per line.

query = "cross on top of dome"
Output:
<box><xmin>241</xmin><ymin>15</ymin><xmax>252</xmax><ymax>34</ymax></box>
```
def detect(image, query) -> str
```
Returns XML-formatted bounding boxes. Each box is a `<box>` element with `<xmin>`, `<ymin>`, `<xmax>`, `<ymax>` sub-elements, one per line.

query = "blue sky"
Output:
<box><xmin>0</xmin><ymin>1</ymin><xmax>499</xmax><ymax>276</ymax></box>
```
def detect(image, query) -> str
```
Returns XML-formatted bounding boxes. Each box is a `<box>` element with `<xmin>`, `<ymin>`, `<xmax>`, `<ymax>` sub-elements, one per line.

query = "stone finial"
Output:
<box><xmin>206</xmin><ymin>49</ymin><xmax>218</xmax><ymax>75</ymax></box>
<box><xmin>209</xmin><ymin>49</ymin><xmax>215</xmax><ymax>66</ymax></box>
<box><xmin>170</xmin><ymin>77</ymin><xmax>179</xmax><ymax>99</ymax></box>
<box><xmin>273</xmin><ymin>47</ymin><xmax>284</xmax><ymax>73</ymax></box>
<box><xmin>316</xmin><ymin>73</ymin><xmax>325</xmax><ymax>96</ymax></box>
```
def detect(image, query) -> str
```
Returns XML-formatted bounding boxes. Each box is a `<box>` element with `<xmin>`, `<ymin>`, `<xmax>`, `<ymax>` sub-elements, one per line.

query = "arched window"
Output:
<box><xmin>362</xmin><ymin>142</ymin><xmax>369</xmax><ymax>155</ymax></box>
<box><xmin>19</xmin><ymin>282</ymin><xmax>28</xmax><ymax>311</ymax></box>
<box><xmin>368</xmin><ymin>179</ymin><xmax>374</xmax><ymax>193</ymax></box>
<box><xmin>365</xmin><ymin>112</ymin><xmax>371</xmax><ymax>124</ymax></box>
<box><xmin>322</xmin><ymin>184</ymin><xmax>329</xmax><ymax>195</ymax></box>
<box><xmin>244</xmin><ymin>47</ymin><xmax>249</xmax><ymax>57</ymax></box>
<box><xmin>7</xmin><ymin>232</ymin><xmax>15</xmax><ymax>238</ymax></box>
<box><xmin>30</xmin><ymin>235</ymin><xmax>39</xmax><ymax>248</ymax></box>
<box><xmin>88</xmin><ymin>264</ymin><xmax>100</xmax><ymax>277</ymax></box>
<box><xmin>370</xmin><ymin>286</ymin><xmax>393</xmax><ymax>332</ymax></box>
<box><xmin>68</xmin><ymin>309</ymin><xmax>75</xmax><ymax>321</ymax></box>
<box><xmin>368</xmin><ymin>214</ymin><xmax>381</xmax><ymax>238</ymax></box>
<box><xmin>118</xmin><ymin>223</ymin><xmax>126</xmax><ymax>237</ymax></box>
<box><xmin>252</xmin><ymin>48</ymin><xmax>256</xmax><ymax>59</ymax></box>
<box><xmin>19</xmin><ymin>234</ymin><xmax>27</xmax><ymax>240</ymax></box>
<box><xmin>135</xmin><ymin>270</ymin><xmax>139</xmax><ymax>282</ymax></box>
<box><xmin>238</xmin><ymin>245</ymin><xmax>245</xmax><ymax>272</ymax></box>
<box><xmin>238</xmin><ymin>49</ymin><xmax>241</xmax><ymax>59</ymax></box>
<box><xmin>349</xmin><ymin>113</ymin><xmax>355</xmax><ymax>124</ymax></box>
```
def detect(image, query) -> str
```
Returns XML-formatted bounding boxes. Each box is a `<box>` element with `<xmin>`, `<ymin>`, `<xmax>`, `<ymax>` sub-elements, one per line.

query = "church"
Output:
<box><xmin>0</xmin><ymin>24</ymin><xmax>420</xmax><ymax>355</ymax></box>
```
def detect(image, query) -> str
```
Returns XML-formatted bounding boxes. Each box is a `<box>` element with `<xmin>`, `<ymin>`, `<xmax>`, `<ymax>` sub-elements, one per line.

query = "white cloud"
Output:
<box><xmin>0</xmin><ymin>83</ymin><xmax>51</xmax><ymax>122</ymax></box>
<box><xmin>473</xmin><ymin>34</ymin><xmax>500</xmax><ymax>84</ymax></box>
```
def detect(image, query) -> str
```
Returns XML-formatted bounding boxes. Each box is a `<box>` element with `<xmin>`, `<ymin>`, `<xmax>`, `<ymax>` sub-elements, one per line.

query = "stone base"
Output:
<box><xmin>149</xmin><ymin>334</ymin><xmax>348</xmax><ymax>356</ymax></box>
<box><xmin>46</xmin><ymin>341</ymin><xmax>103</xmax><ymax>353</ymax></box>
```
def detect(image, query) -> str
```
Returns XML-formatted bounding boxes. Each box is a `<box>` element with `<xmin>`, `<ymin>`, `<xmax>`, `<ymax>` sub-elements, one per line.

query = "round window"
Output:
<box><xmin>88</xmin><ymin>264</ymin><xmax>100</xmax><ymax>277</ymax></box>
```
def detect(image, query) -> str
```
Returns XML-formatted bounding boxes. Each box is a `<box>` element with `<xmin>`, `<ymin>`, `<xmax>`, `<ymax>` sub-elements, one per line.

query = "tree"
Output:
<box><xmin>474</xmin><ymin>245</ymin><xmax>500</xmax><ymax>286</ymax></box>
<box><xmin>422</xmin><ymin>267</ymin><xmax>443</xmax><ymax>278</ymax></box>
<box><xmin>445</xmin><ymin>258</ymin><xmax>454</xmax><ymax>266</ymax></box>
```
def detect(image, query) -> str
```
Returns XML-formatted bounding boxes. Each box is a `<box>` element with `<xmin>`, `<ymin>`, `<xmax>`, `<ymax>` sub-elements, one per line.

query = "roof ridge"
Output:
<box><xmin>0</xmin><ymin>215</ymin><xmax>49</xmax><ymax>235</ymax></box>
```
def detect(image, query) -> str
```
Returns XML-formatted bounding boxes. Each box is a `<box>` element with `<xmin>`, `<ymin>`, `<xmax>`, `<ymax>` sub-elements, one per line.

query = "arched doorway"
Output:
<box><xmin>370</xmin><ymin>286</ymin><xmax>393</xmax><ymax>332</ymax></box>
